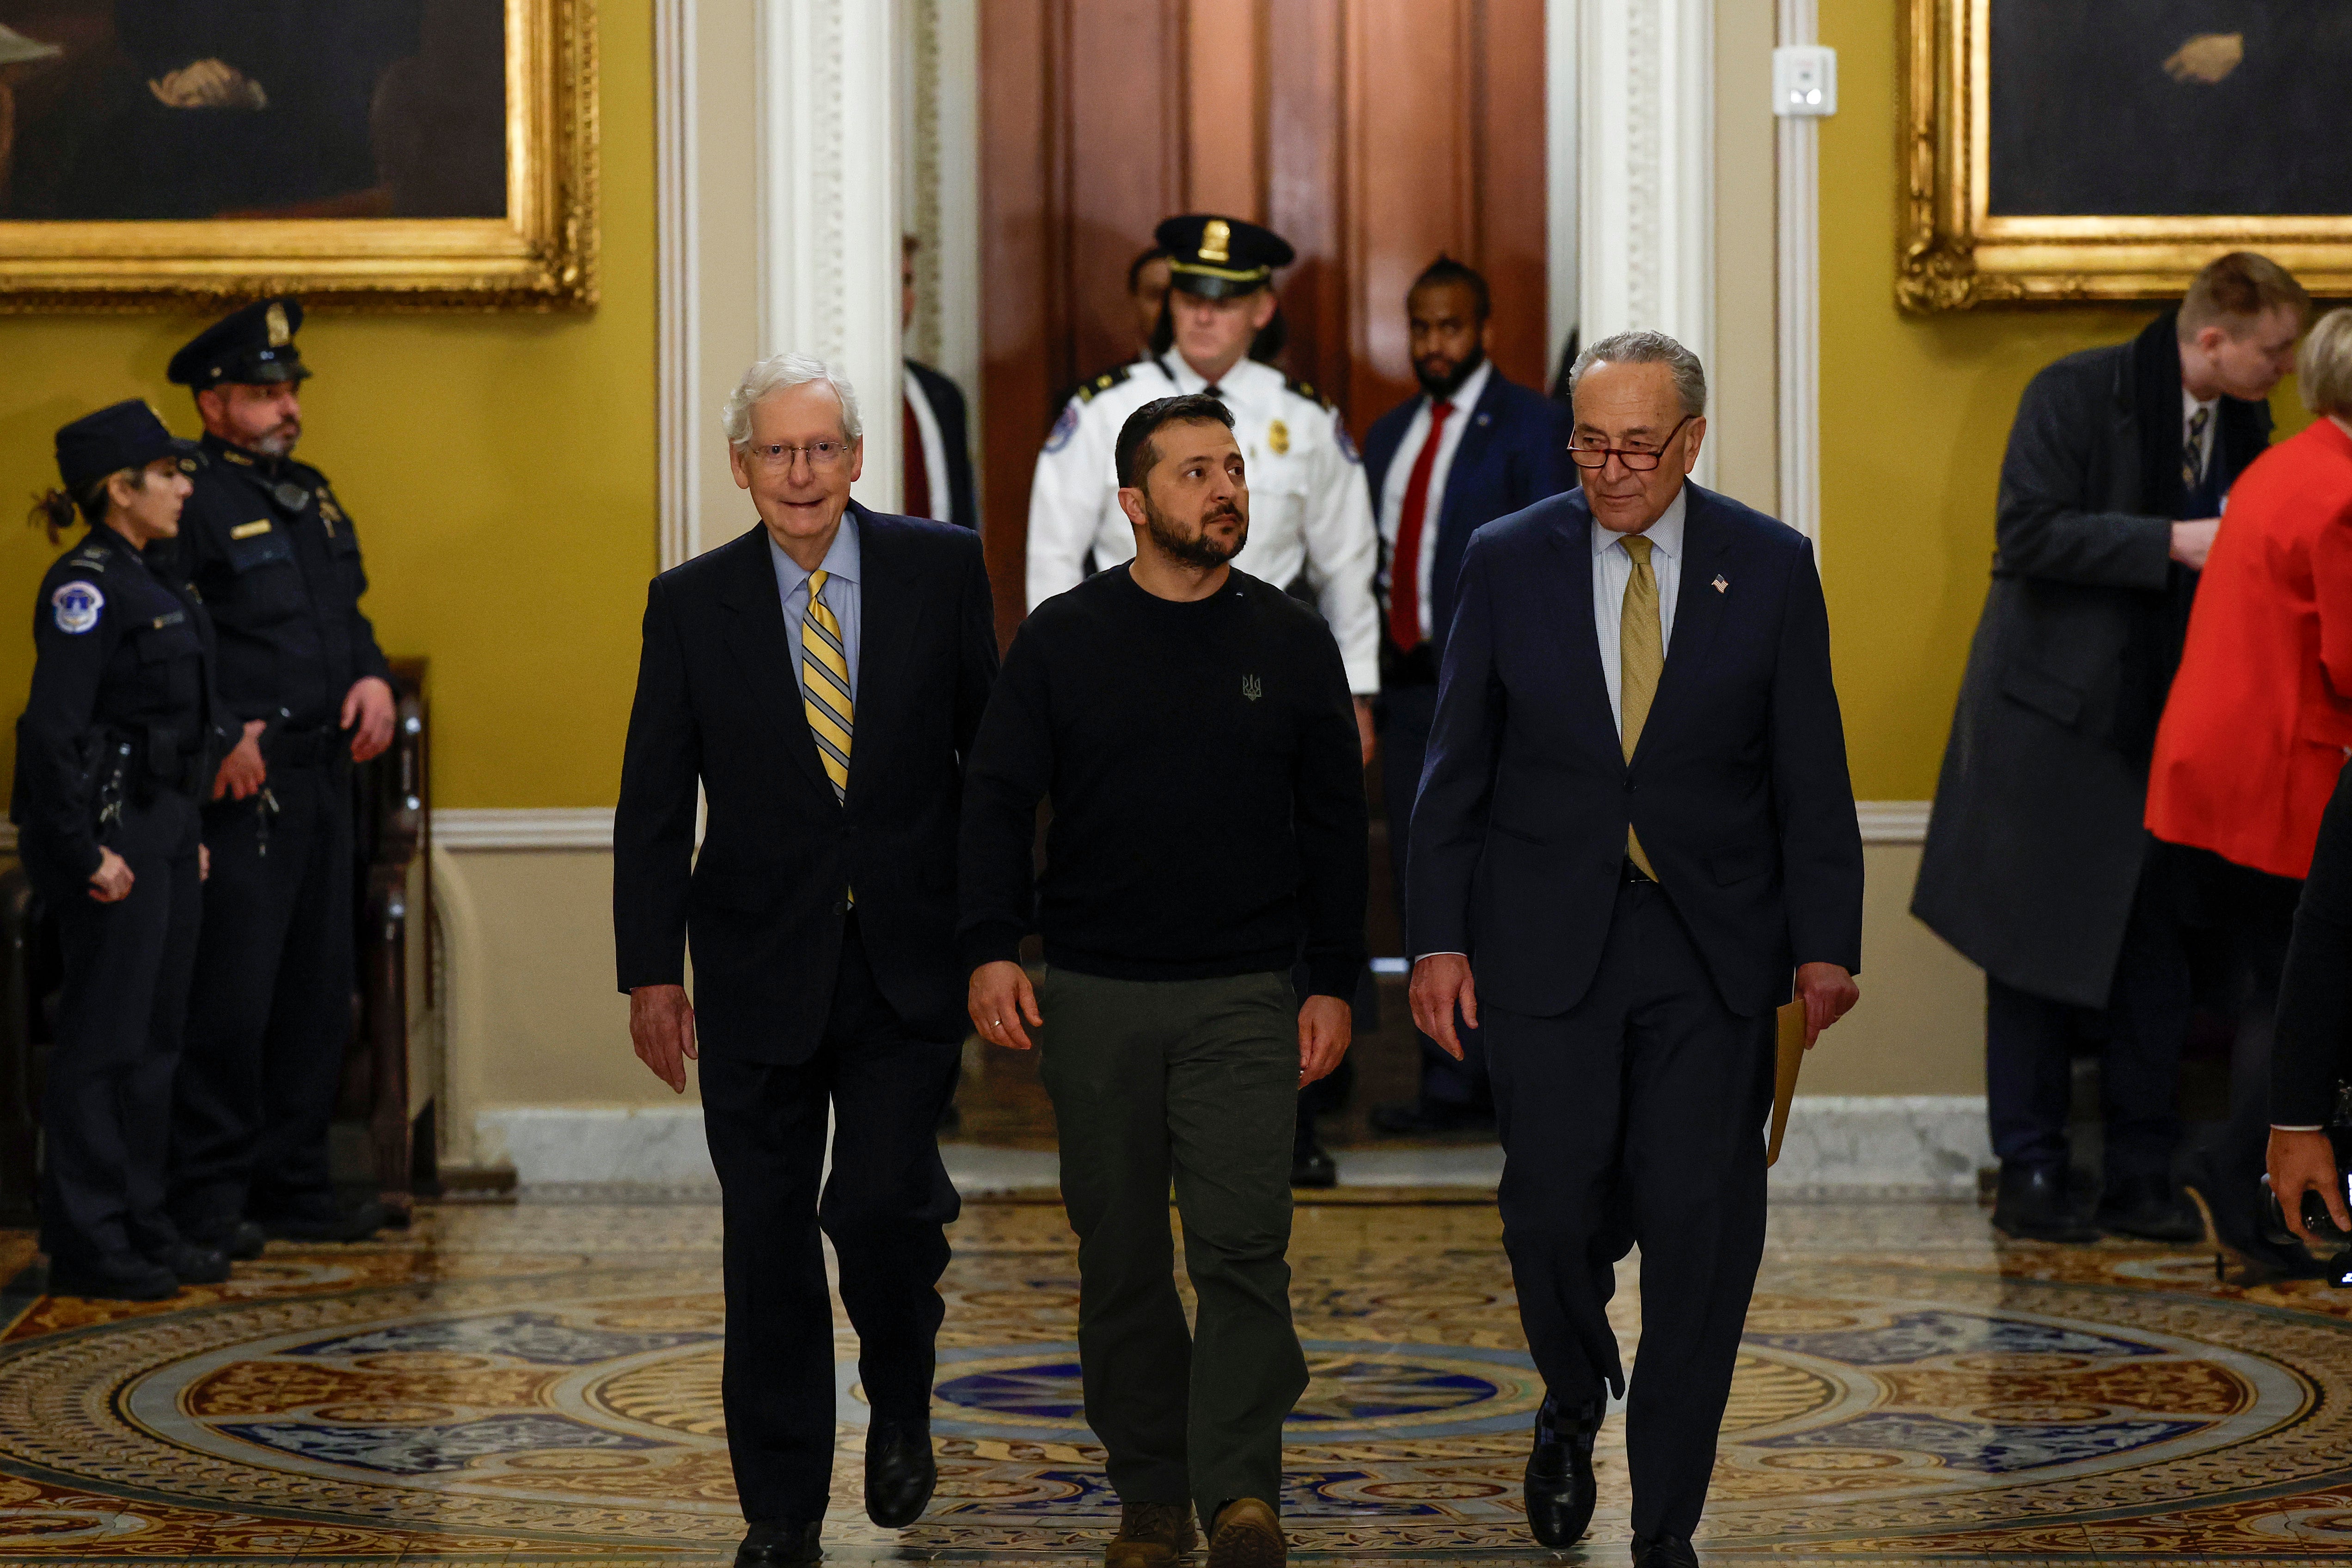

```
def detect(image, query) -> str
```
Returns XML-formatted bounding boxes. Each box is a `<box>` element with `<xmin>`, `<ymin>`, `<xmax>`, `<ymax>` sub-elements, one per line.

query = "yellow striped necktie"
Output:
<box><xmin>1619</xmin><ymin>535</ymin><xmax>1662</xmax><ymax>880</ymax></box>
<box><xmin>801</xmin><ymin>569</ymin><xmax>854</xmax><ymax>802</ymax></box>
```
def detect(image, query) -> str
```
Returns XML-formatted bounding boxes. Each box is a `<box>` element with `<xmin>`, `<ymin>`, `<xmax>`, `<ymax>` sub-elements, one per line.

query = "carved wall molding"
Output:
<box><xmin>1579</xmin><ymin>0</ymin><xmax>1715</xmax><ymax>487</ymax></box>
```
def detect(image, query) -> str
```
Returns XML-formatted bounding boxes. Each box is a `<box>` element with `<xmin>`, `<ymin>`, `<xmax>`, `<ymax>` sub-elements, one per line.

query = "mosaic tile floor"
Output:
<box><xmin>5</xmin><ymin>1198</ymin><xmax>2352</xmax><ymax>1564</ymax></box>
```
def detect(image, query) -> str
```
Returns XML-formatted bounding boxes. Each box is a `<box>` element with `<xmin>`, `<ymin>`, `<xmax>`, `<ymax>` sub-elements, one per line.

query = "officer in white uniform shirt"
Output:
<box><xmin>1027</xmin><ymin>214</ymin><xmax>1380</xmax><ymax>752</ymax></box>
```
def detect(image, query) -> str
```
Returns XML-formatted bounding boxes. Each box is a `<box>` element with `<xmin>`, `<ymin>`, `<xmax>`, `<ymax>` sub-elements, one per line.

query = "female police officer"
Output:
<box><xmin>12</xmin><ymin>401</ymin><xmax>238</xmax><ymax>1300</ymax></box>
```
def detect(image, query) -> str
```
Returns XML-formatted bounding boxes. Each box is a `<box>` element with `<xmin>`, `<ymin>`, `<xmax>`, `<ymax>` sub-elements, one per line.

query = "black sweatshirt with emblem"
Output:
<box><xmin>957</xmin><ymin>564</ymin><xmax>1368</xmax><ymax>997</ymax></box>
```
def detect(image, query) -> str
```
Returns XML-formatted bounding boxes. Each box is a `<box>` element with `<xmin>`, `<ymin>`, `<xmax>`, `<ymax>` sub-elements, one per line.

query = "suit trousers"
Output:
<box><xmin>1487</xmin><ymin>879</ymin><xmax>1774</xmax><ymax>1541</ymax></box>
<box><xmin>169</xmin><ymin>760</ymin><xmax>356</xmax><ymax>1233</ymax></box>
<box><xmin>1037</xmin><ymin>967</ymin><xmax>1308</xmax><ymax>1528</ymax></box>
<box><xmin>698</xmin><ymin>913</ymin><xmax>962</xmax><ymax>1525</ymax></box>
<box><xmin>1378</xmin><ymin>680</ymin><xmax>1488</xmax><ymax>1110</ymax></box>
<box><xmin>40</xmin><ymin>794</ymin><xmax>202</xmax><ymax>1264</ymax></box>
<box><xmin>1985</xmin><ymin>840</ymin><xmax>2189</xmax><ymax>1188</ymax></box>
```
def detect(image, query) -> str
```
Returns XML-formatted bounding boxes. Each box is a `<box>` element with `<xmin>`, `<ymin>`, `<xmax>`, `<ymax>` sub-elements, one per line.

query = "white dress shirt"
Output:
<box><xmin>903</xmin><ymin>366</ymin><xmax>954</xmax><ymax>524</ymax></box>
<box><xmin>769</xmin><ymin>513</ymin><xmax>862</xmax><ymax>706</ymax></box>
<box><xmin>1592</xmin><ymin>487</ymin><xmax>1688</xmax><ymax>737</ymax></box>
<box><xmin>1378</xmin><ymin>358</ymin><xmax>1494</xmax><ymax>642</ymax></box>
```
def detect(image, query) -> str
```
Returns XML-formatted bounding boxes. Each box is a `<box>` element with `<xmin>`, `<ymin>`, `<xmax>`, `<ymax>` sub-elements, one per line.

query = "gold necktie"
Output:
<box><xmin>1620</xmin><ymin>535</ymin><xmax>1662</xmax><ymax>879</ymax></box>
<box><xmin>801</xmin><ymin>569</ymin><xmax>854</xmax><ymax>802</ymax></box>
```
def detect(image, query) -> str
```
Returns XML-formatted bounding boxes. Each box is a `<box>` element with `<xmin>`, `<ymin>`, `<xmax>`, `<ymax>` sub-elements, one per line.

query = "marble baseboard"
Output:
<box><xmin>479</xmin><ymin>1096</ymin><xmax>1991</xmax><ymax>1199</ymax></box>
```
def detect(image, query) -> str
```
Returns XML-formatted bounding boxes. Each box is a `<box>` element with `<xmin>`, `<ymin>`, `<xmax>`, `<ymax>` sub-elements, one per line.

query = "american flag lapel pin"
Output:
<box><xmin>1712</xmin><ymin>575</ymin><xmax>1729</xmax><ymax>593</ymax></box>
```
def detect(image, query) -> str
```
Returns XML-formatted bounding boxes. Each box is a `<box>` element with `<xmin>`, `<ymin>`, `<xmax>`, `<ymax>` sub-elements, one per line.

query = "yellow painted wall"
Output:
<box><xmin>0</xmin><ymin>0</ymin><xmax>655</xmax><ymax>811</ymax></box>
<box><xmin>1817</xmin><ymin>0</ymin><xmax>2313</xmax><ymax>801</ymax></box>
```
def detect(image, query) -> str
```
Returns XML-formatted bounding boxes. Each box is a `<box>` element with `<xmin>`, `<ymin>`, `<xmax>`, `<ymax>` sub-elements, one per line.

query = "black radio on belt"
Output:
<box><xmin>2260</xmin><ymin>1082</ymin><xmax>2352</xmax><ymax>1288</ymax></box>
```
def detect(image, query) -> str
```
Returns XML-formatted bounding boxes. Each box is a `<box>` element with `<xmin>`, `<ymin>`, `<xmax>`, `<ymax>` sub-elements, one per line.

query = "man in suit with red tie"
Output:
<box><xmin>1408</xmin><ymin>331</ymin><xmax>1863</xmax><ymax>1567</ymax></box>
<box><xmin>901</xmin><ymin>235</ymin><xmax>979</xmax><ymax>533</ymax></box>
<box><xmin>613</xmin><ymin>353</ymin><xmax>998</xmax><ymax>1566</ymax></box>
<box><xmin>1357</xmin><ymin>255</ymin><xmax>1573</xmax><ymax>1138</ymax></box>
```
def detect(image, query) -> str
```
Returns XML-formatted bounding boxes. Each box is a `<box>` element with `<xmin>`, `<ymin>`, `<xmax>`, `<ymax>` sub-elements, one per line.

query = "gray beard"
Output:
<box><xmin>251</xmin><ymin>429</ymin><xmax>299</xmax><ymax>459</ymax></box>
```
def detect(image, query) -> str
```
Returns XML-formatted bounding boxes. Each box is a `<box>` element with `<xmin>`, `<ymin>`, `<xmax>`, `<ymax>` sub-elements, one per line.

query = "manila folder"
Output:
<box><xmin>1766</xmin><ymin>1000</ymin><xmax>1807</xmax><ymax>1168</ymax></box>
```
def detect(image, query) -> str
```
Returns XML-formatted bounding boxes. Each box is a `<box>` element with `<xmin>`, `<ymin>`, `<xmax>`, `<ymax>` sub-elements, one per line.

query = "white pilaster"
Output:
<box><xmin>655</xmin><ymin>0</ymin><xmax>701</xmax><ymax>568</ymax></box>
<box><xmin>1579</xmin><ymin>0</ymin><xmax>1715</xmax><ymax>486</ymax></box>
<box><xmin>758</xmin><ymin>0</ymin><xmax>904</xmax><ymax>513</ymax></box>
<box><xmin>1775</xmin><ymin>0</ymin><xmax>1823</xmax><ymax>545</ymax></box>
<box><xmin>1546</xmin><ymin>0</ymin><xmax>1580</xmax><ymax>384</ymax></box>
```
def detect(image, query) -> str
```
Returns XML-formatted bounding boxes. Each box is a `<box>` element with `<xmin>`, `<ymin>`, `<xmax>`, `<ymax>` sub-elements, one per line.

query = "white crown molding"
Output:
<box><xmin>1775</xmin><ymin>0</ymin><xmax>1822</xmax><ymax>548</ymax></box>
<box><xmin>431</xmin><ymin>809</ymin><xmax>615</xmax><ymax>851</ymax></box>
<box><xmin>1856</xmin><ymin>800</ymin><xmax>1931</xmax><ymax>845</ymax></box>
<box><xmin>1581</xmin><ymin>0</ymin><xmax>1715</xmax><ymax>488</ymax></box>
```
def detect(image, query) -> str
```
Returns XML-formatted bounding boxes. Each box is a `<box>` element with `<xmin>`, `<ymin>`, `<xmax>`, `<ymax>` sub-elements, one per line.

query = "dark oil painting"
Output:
<box><xmin>0</xmin><ymin>0</ymin><xmax>507</xmax><ymax>222</ymax></box>
<box><xmin>1987</xmin><ymin>0</ymin><xmax>2352</xmax><ymax>219</ymax></box>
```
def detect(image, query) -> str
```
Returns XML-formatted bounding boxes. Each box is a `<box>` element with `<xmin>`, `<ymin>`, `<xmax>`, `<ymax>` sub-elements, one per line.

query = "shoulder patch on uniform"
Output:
<box><xmin>1333</xmin><ymin>407</ymin><xmax>1362</xmax><ymax>465</ymax></box>
<box><xmin>1044</xmin><ymin>401</ymin><xmax>1081</xmax><ymax>453</ymax></box>
<box><xmin>50</xmin><ymin>580</ymin><xmax>104</xmax><ymax>635</ymax></box>
<box><xmin>1284</xmin><ymin>374</ymin><xmax>1335</xmax><ymax>411</ymax></box>
<box><xmin>1075</xmin><ymin>363</ymin><xmax>1135</xmax><ymax>404</ymax></box>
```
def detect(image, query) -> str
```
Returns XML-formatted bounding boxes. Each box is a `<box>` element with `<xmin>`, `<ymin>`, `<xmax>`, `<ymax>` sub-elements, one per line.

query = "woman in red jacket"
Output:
<box><xmin>2150</xmin><ymin>306</ymin><xmax>2352</xmax><ymax>1278</ymax></box>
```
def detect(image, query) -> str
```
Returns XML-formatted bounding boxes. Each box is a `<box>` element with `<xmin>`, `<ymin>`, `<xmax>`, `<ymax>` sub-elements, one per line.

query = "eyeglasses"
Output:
<box><xmin>746</xmin><ymin>440</ymin><xmax>852</xmax><ymax>470</ymax></box>
<box><xmin>1568</xmin><ymin>415</ymin><xmax>1694</xmax><ymax>472</ymax></box>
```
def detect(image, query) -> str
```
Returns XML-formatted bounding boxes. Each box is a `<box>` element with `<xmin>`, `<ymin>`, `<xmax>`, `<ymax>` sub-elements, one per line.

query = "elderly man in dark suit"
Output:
<box><xmin>614</xmin><ymin>353</ymin><xmax>998</xmax><ymax>1567</ymax></box>
<box><xmin>1358</xmin><ymin>254</ymin><xmax>1574</xmax><ymax>1139</ymax></box>
<box><xmin>1409</xmin><ymin>331</ymin><xmax>1862</xmax><ymax>1568</ymax></box>
<box><xmin>1912</xmin><ymin>252</ymin><xmax>2306</xmax><ymax>1248</ymax></box>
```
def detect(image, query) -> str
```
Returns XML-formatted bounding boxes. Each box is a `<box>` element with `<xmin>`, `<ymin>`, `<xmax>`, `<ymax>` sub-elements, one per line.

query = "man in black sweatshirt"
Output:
<box><xmin>961</xmin><ymin>394</ymin><xmax>1368</xmax><ymax>1568</ymax></box>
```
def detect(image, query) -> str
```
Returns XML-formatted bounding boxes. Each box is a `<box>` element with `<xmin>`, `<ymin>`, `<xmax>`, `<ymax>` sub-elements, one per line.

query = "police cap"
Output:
<box><xmin>166</xmin><ymin>297</ymin><xmax>313</xmax><ymax>388</ymax></box>
<box><xmin>55</xmin><ymin>401</ymin><xmax>203</xmax><ymax>492</ymax></box>
<box><xmin>1154</xmin><ymin>214</ymin><xmax>1295</xmax><ymax>300</ymax></box>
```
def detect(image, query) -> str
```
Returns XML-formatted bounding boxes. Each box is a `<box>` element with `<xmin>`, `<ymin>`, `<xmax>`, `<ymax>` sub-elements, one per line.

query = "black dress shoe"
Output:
<box><xmin>152</xmin><ymin>1241</ymin><xmax>232</xmax><ymax>1285</ymax></box>
<box><xmin>46</xmin><ymin>1252</ymin><xmax>178</xmax><ymax>1302</ymax></box>
<box><xmin>864</xmin><ymin>1418</ymin><xmax>936</xmax><ymax>1528</ymax></box>
<box><xmin>2182</xmin><ymin>1175</ymin><xmax>2328</xmax><ymax>1284</ymax></box>
<box><xmin>1291</xmin><ymin>1137</ymin><xmax>1337</xmax><ymax>1189</ymax></box>
<box><xmin>736</xmin><ymin>1519</ymin><xmax>821</xmax><ymax>1564</ymax></box>
<box><xmin>1524</xmin><ymin>1393</ymin><xmax>1602</xmax><ymax>1547</ymax></box>
<box><xmin>1370</xmin><ymin>1100</ymin><xmax>1494</xmax><ymax>1136</ymax></box>
<box><xmin>181</xmin><ymin>1217</ymin><xmax>267</xmax><ymax>1261</ymax></box>
<box><xmin>258</xmin><ymin>1199</ymin><xmax>390</xmax><ymax>1243</ymax></box>
<box><xmin>1631</xmin><ymin>1531</ymin><xmax>1700</xmax><ymax>1568</ymax></box>
<box><xmin>1991</xmin><ymin>1164</ymin><xmax>2097</xmax><ymax>1243</ymax></box>
<box><xmin>2096</xmin><ymin>1178</ymin><xmax>2204</xmax><ymax>1243</ymax></box>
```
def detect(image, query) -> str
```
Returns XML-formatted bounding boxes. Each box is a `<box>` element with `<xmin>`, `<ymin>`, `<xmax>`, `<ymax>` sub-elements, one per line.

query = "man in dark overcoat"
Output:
<box><xmin>1913</xmin><ymin>252</ymin><xmax>2304</xmax><ymax>1243</ymax></box>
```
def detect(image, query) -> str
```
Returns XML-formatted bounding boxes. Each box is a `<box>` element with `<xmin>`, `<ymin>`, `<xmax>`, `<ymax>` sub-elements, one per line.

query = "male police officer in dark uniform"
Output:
<box><xmin>163</xmin><ymin>298</ymin><xmax>399</xmax><ymax>1251</ymax></box>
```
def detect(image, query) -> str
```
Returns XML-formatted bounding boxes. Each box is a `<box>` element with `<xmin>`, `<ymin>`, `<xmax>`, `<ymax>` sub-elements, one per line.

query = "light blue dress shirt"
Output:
<box><xmin>770</xmin><ymin>513</ymin><xmax>862</xmax><ymax>706</ymax></box>
<box><xmin>1590</xmin><ymin>486</ymin><xmax>1688</xmax><ymax>737</ymax></box>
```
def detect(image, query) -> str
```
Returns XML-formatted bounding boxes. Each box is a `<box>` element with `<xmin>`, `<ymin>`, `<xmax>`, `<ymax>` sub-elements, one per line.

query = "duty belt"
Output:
<box><xmin>267</xmin><ymin>725</ymin><xmax>344</xmax><ymax>767</ymax></box>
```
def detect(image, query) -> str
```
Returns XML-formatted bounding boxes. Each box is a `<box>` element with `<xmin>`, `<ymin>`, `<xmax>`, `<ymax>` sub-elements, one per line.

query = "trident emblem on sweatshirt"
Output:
<box><xmin>1243</xmin><ymin>674</ymin><xmax>1264</xmax><ymax>702</ymax></box>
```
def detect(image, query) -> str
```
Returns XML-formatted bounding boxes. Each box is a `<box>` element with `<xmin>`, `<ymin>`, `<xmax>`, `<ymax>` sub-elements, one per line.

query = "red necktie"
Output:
<box><xmin>1388</xmin><ymin>400</ymin><xmax>1454</xmax><ymax>650</ymax></box>
<box><xmin>902</xmin><ymin>393</ymin><xmax>932</xmax><ymax>520</ymax></box>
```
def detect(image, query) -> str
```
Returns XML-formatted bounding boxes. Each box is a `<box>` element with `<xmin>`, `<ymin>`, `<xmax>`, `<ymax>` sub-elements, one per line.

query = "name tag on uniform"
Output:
<box><xmin>231</xmin><ymin>520</ymin><xmax>273</xmax><ymax>540</ymax></box>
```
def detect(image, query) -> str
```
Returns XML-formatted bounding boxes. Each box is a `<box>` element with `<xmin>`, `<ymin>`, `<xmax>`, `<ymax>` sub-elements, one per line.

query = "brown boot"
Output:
<box><xmin>1105</xmin><ymin>1501</ymin><xmax>1197</xmax><ymax>1568</ymax></box>
<box><xmin>1207</xmin><ymin>1497</ymin><xmax>1285</xmax><ymax>1568</ymax></box>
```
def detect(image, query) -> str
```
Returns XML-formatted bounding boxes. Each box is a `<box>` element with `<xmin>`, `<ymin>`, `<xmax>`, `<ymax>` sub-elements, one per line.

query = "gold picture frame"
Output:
<box><xmin>0</xmin><ymin>0</ymin><xmax>596</xmax><ymax>312</ymax></box>
<box><xmin>1899</xmin><ymin>0</ymin><xmax>2352</xmax><ymax>312</ymax></box>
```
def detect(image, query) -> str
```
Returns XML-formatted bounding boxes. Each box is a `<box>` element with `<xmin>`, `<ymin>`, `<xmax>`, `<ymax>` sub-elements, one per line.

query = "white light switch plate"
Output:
<box><xmin>1773</xmin><ymin>44</ymin><xmax>1838</xmax><ymax>117</ymax></box>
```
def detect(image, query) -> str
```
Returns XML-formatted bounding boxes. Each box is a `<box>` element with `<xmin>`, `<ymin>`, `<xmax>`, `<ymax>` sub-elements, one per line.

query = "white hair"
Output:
<box><xmin>722</xmin><ymin>351</ymin><xmax>863</xmax><ymax>448</ymax></box>
<box><xmin>1569</xmin><ymin>329</ymin><xmax>1708</xmax><ymax>418</ymax></box>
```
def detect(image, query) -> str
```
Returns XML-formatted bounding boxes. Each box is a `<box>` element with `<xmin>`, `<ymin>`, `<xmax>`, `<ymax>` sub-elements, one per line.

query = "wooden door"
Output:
<box><xmin>978</xmin><ymin>0</ymin><xmax>1548</xmax><ymax>641</ymax></box>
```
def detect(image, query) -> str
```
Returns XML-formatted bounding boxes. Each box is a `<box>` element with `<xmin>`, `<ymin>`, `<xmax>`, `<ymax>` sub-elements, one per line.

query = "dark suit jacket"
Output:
<box><xmin>1406</xmin><ymin>484</ymin><xmax>1863</xmax><ymax>1018</ymax></box>
<box><xmin>1363</xmin><ymin>369</ymin><xmax>1574</xmax><ymax>662</ymax></box>
<box><xmin>613</xmin><ymin>506</ymin><xmax>999</xmax><ymax>1059</ymax></box>
<box><xmin>2275</xmin><ymin>762</ymin><xmax>2352</xmax><ymax>1127</ymax></box>
<box><xmin>906</xmin><ymin>359</ymin><xmax>979</xmax><ymax>534</ymax></box>
<box><xmin>1912</xmin><ymin>313</ymin><xmax>2271</xmax><ymax>1006</ymax></box>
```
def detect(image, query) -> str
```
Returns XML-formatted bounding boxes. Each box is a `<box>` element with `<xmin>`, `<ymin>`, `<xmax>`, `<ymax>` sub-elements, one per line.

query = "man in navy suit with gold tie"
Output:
<box><xmin>1407</xmin><ymin>331</ymin><xmax>1863</xmax><ymax>1567</ymax></box>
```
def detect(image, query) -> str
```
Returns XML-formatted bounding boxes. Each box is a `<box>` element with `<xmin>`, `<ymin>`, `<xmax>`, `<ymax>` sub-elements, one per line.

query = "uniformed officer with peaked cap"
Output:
<box><xmin>1027</xmin><ymin>215</ymin><xmax>1382</xmax><ymax>709</ymax></box>
<box><xmin>159</xmin><ymin>297</ymin><xmax>400</xmax><ymax>1252</ymax></box>
<box><xmin>12</xmin><ymin>401</ymin><xmax>235</xmax><ymax>1299</ymax></box>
